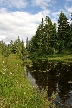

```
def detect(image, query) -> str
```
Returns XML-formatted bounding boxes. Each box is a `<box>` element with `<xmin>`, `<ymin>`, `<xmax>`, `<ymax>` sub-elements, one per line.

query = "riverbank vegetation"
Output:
<box><xmin>33</xmin><ymin>54</ymin><xmax>72</xmax><ymax>63</ymax></box>
<box><xmin>48</xmin><ymin>54</ymin><xmax>72</xmax><ymax>63</ymax></box>
<box><xmin>0</xmin><ymin>54</ymin><xmax>57</xmax><ymax>108</ymax></box>
<box><xmin>26</xmin><ymin>12</ymin><xmax>72</xmax><ymax>60</ymax></box>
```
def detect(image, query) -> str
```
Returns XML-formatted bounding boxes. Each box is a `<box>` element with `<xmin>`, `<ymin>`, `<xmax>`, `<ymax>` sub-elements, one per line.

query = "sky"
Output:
<box><xmin>0</xmin><ymin>0</ymin><xmax>72</xmax><ymax>46</ymax></box>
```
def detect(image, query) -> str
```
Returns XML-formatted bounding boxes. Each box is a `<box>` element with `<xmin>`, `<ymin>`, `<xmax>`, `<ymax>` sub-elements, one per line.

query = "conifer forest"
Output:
<box><xmin>0</xmin><ymin>12</ymin><xmax>72</xmax><ymax>59</ymax></box>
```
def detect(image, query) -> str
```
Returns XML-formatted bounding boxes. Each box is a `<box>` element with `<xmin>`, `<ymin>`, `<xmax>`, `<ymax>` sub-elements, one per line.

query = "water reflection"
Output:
<box><xmin>26</xmin><ymin>60</ymin><xmax>72</xmax><ymax>107</ymax></box>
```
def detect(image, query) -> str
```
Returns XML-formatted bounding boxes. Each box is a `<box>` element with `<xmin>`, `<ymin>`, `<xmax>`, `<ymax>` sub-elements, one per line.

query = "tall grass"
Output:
<box><xmin>48</xmin><ymin>54</ymin><xmax>72</xmax><ymax>62</ymax></box>
<box><xmin>0</xmin><ymin>54</ymin><xmax>56</xmax><ymax>108</ymax></box>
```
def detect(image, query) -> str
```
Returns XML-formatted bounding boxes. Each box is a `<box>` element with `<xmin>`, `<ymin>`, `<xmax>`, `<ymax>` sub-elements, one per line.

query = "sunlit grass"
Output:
<box><xmin>0</xmin><ymin>54</ymin><xmax>55</xmax><ymax>108</ymax></box>
<box><xmin>32</xmin><ymin>54</ymin><xmax>72</xmax><ymax>63</ymax></box>
<box><xmin>48</xmin><ymin>54</ymin><xmax>72</xmax><ymax>63</ymax></box>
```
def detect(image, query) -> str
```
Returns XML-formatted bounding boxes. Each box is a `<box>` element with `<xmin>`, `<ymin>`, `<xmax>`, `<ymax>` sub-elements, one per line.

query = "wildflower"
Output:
<box><xmin>10</xmin><ymin>72</ymin><xmax>12</xmax><ymax>75</ymax></box>
<box><xmin>17</xmin><ymin>81</ymin><xmax>18</xmax><ymax>84</ymax></box>
<box><xmin>16</xmin><ymin>101</ymin><xmax>18</xmax><ymax>104</ymax></box>
<box><xmin>3</xmin><ymin>72</ymin><xmax>5</xmax><ymax>74</ymax></box>
<box><xmin>33</xmin><ymin>86</ymin><xmax>34</xmax><ymax>88</ymax></box>
<box><xmin>24</xmin><ymin>92</ymin><xmax>26</xmax><ymax>95</ymax></box>
<box><xmin>17</xmin><ymin>64</ymin><xmax>18</xmax><ymax>66</ymax></box>
<box><xmin>3</xmin><ymin>68</ymin><xmax>6</xmax><ymax>71</ymax></box>
<box><xmin>3</xmin><ymin>61</ymin><xmax>4</xmax><ymax>64</ymax></box>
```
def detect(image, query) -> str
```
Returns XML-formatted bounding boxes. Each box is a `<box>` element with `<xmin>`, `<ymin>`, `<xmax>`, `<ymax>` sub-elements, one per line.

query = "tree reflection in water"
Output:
<box><xmin>26</xmin><ymin>60</ymin><xmax>72</xmax><ymax>107</ymax></box>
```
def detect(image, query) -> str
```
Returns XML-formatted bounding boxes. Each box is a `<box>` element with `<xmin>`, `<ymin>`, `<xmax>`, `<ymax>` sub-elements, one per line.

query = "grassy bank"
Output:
<box><xmin>0</xmin><ymin>54</ymin><xmax>55</xmax><ymax>108</ymax></box>
<box><xmin>48</xmin><ymin>54</ymin><xmax>72</xmax><ymax>63</ymax></box>
<box><xmin>33</xmin><ymin>54</ymin><xmax>72</xmax><ymax>63</ymax></box>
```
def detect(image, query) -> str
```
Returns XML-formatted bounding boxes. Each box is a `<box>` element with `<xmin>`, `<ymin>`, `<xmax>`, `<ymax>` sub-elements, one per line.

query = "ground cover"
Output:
<box><xmin>0</xmin><ymin>54</ymin><xmax>56</xmax><ymax>108</ymax></box>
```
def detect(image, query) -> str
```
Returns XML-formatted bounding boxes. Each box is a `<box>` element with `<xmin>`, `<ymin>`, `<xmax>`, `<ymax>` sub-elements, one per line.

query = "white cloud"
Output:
<box><xmin>0</xmin><ymin>0</ymin><xmax>28</xmax><ymax>9</ymax></box>
<box><xmin>42</xmin><ymin>9</ymin><xmax>51</xmax><ymax>16</ymax></box>
<box><xmin>0</xmin><ymin>8</ymin><xmax>47</xmax><ymax>45</ymax></box>
<box><xmin>31</xmin><ymin>0</ymin><xmax>56</xmax><ymax>9</ymax></box>
<box><xmin>0</xmin><ymin>8</ymin><xmax>8</xmax><ymax>13</ymax></box>
<box><xmin>0</xmin><ymin>35</ymin><xmax>6</xmax><ymax>41</ymax></box>
<box><xmin>51</xmin><ymin>11</ymin><xmax>60</xmax><ymax>19</ymax></box>
<box><xmin>65</xmin><ymin>5</ymin><xmax>72</xmax><ymax>13</ymax></box>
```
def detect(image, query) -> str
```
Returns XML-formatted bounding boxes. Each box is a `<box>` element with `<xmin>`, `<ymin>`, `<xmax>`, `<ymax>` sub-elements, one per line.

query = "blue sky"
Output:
<box><xmin>0</xmin><ymin>0</ymin><xmax>72</xmax><ymax>45</ymax></box>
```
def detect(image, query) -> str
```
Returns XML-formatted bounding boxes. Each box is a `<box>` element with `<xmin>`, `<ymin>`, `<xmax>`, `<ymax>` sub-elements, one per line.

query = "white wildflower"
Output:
<box><xmin>3</xmin><ymin>61</ymin><xmax>4</xmax><ymax>64</ymax></box>
<box><xmin>16</xmin><ymin>101</ymin><xmax>18</xmax><ymax>104</ymax></box>
<box><xmin>24</xmin><ymin>92</ymin><xmax>26</xmax><ymax>95</ymax></box>
<box><xmin>10</xmin><ymin>72</ymin><xmax>12</xmax><ymax>75</ymax></box>
<box><xmin>33</xmin><ymin>86</ymin><xmax>34</xmax><ymax>88</ymax></box>
<box><xmin>3</xmin><ymin>68</ymin><xmax>6</xmax><ymax>71</ymax></box>
<box><xmin>17</xmin><ymin>64</ymin><xmax>18</xmax><ymax>66</ymax></box>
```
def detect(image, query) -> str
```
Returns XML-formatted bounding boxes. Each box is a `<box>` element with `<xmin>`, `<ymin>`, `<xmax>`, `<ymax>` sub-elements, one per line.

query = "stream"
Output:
<box><xmin>24</xmin><ymin>60</ymin><xmax>72</xmax><ymax>107</ymax></box>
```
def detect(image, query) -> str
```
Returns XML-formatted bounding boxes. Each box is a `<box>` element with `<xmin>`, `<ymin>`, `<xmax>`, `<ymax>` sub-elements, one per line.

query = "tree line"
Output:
<box><xmin>0</xmin><ymin>12</ymin><xmax>72</xmax><ymax>59</ymax></box>
<box><xmin>26</xmin><ymin>12</ymin><xmax>72</xmax><ymax>58</ymax></box>
<box><xmin>0</xmin><ymin>36</ymin><xmax>25</xmax><ymax>59</ymax></box>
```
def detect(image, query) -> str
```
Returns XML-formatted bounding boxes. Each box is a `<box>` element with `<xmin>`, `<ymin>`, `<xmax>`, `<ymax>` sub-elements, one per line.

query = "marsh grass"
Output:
<box><xmin>36</xmin><ymin>54</ymin><xmax>72</xmax><ymax>63</ymax></box>
<box><xmin>0</xmin><ymin>54</ymin><xmax>56</xmax><ymax>108</ymax></box>
<box><xmin>48</xmin><ymin>54</ymin><xmax>72</xmax><ymax>63</ymax></box>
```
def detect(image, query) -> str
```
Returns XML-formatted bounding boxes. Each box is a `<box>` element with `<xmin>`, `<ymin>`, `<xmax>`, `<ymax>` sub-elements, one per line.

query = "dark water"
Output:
<box><xmin>25</xmin><ymin>60</ymin><xmax>72</xmax><ymax>107</ymax></box>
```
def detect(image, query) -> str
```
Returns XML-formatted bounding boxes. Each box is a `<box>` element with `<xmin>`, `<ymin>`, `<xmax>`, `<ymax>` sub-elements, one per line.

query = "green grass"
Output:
<box><xmin>0</xmin><ymin>54</ymin><xmax>55</xmax><ymax>108</ymax></box>
<box><xmin>32</xmin><ymin>54</ymin><xmax>72</xmax><ymax>63</ymax></box>
<box><xmin>48</xmin><ymin>54</ymin><xmax>72</xmax><ymax>63</ymax></box>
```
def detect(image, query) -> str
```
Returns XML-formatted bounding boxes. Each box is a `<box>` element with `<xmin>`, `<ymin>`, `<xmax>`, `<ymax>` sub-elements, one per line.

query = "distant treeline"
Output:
<box><xmin>26</xmin><ymin>12</ymin><xmax>72</xmax><ymax>58</ymax></box>
<box><xmin>0</xmin><ymin>36</ymin><xmax>26</xmax><ymax>59</ymax></box>
<box><xmin>0</xmin><ymin>12</ymin><xmax>72</xmax><ymax>59</ymax></box>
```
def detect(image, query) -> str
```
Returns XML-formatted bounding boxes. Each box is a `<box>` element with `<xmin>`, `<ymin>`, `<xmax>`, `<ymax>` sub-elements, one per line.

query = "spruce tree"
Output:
<box><xmin>26</xmin><ymin>37</ymin><xmax>29</xmax><ymax>50</ymax></box>
<box><xmin>58</xmin><ymin>12</ymin><xmax>70</xmax><ymax>54</ymax></box>
<box><xmin>44</xmin><ymin>16</ymin><xmax>57</xmax><ymax>55</ymax></box>
<box><xmin>69</xmin><ymin>13</ymin><xmax>72</xmax><ymax>53</ymax></box>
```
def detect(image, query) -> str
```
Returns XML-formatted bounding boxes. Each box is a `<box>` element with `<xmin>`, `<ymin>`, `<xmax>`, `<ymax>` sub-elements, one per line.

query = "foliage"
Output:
<box><xmin>27</xmin><ymin>12</ymin><xmax>72</xmax><ymax>59</ymax></box>
<box><xmin>26</xmin><ymin>37</ymin><xmax>29</xmax><ymax>50</ymax></box>
<box><xmin>58</xmin><ymin>12</ymin><xmax>71</xmax><ymax>54</ymax></box>
<box><xmin>48</xmin><ymin>54</ymin><xmax>72</xmax><ymax>63</ymax></box>
<box><xmin>0</xmin><ymin>36</ymin><xmax>25</xmax><ymax>59</ymax></box>
<box><xmin>0</xmin><ymin>54</ymin><xmax>57</xmax><ymax>108</ymax></box>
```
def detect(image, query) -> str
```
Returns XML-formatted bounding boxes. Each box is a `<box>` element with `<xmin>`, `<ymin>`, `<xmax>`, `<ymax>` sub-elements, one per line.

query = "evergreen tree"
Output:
<box><xmin>28</xmin><ymin>16</ymin><xmax>57</xmax><ymax>57</ymax></box>
<box><xmin>43</xmin><ymin>16</ymin><xmax>57</xmax><ymax>55</ymax></box>
<box><xmin>26</xmin><ymin>37</ymin><xmax>29</xmax><ymax>50</ymax></box>
<box><xmin>21</xmin><ymin>40</ymin><xmax>25</xmax><ymax>55</ymax></box>
<box><xmin>69</xmin><ymin>13</ymin><xmax>72</xmax><ymax>53</ymax></box>
<box><xmin>28</xmin><ymin>18</ymin><xmax>45</xmax><ymax>57</ymax></box>
<box><xmin>0</xmin><ymin>40</ymin><xmax>4</xmax><ymax>55</ymax></box>
<box><xmin>58</xmin><ymin>12</ymin><xmax>70</xmax><ymax>53</ymax></box>
<box><xmin>9</xmin><ymin>40</ymin><xmax>14</xmax><ymax>53</ymax></box>
<box><xmin>12</xmin><ymin>36</ymin><xmax>25</xmax><ymax>59</ymax></box>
